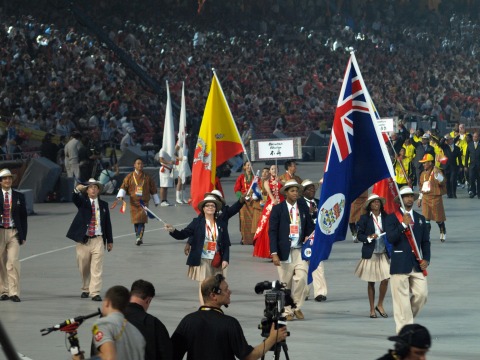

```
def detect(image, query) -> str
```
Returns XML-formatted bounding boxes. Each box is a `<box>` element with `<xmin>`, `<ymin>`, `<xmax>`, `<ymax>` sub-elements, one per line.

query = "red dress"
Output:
<box><xmin>253</xmin><ymin>177</ymin><xmax>284</xmax><ymax>258</ymax></box>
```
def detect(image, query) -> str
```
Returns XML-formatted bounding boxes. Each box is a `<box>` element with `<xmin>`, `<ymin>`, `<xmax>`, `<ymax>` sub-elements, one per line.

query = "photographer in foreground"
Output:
<box><xmin>171</xmin><ymin>274</ymin><xmax>288</xmax><ymax>360</ymax></box>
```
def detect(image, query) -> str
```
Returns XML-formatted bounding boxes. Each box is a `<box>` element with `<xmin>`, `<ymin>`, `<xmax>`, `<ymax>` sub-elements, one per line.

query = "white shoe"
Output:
<box><xmin>440</xmin><ymin>233</ymin><xmax>446</xmax><ymax>242</ymax></box>
<box><xmin>182</xmin><ymin>191</ymin><xmax>190</xmax><ymax>204</ymax></box>
<box><xmin>353</xmin><ymin>235</ymin><xmax>359</xmax><ymax>243</ymax></box>
<box><xmin>160</xmin><ymin>201</ymin><xmax>171</xmax><ymax>207</ymax></box>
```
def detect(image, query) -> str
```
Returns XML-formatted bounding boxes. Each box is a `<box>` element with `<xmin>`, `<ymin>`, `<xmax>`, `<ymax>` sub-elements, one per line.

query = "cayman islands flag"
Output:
<box><xmin>308</xmin><ymin>53</ymin><xmax>395</xmax><ymax>282</ymax></box>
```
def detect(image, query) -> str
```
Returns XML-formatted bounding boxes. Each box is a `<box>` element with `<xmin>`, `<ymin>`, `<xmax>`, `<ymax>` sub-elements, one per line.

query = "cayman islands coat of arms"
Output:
<box><xmin>319</xmin><ymin>194</ymin><xmax>346</xmax><ymax>235</ymax></box>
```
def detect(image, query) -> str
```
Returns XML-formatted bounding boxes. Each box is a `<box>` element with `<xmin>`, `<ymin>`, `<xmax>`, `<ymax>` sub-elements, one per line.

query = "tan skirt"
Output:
<box><xmin>354</xmin><ymin>253</ymin><xmax>390</xmax><ymax>282</ymax></box>
<box><xmin>188</xmin><ymin>258</ymin><xmax>224</xmax><ymax>282</ymax></box>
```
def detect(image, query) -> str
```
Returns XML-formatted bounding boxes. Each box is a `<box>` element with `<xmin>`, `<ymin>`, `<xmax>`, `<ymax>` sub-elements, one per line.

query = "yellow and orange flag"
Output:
<box><xmin>191</xmin><ymin>73</ymin><xmax>244</xmax><ymax>212</ymax></box>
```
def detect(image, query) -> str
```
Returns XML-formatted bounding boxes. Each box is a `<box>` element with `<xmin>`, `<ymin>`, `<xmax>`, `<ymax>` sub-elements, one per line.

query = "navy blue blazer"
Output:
<box><xmin>66</xmin><ymin>192</ymin><xmax>113</xmax><ymax>245</ymax></box>
<box><xmin>0</xmin><ymin>190</ymin><xmax>28</xmax><ymax>243</ymax></box>
<box><xmin>169</xmin><ymin>217</ymin><xmax>230</xmax><ymax>266</ymax></box>
<box><xmin>356</xmin><ymin>212</ymin><xmax>391</xmax><ymax>259</ymax></box>
<box><xmin>297</xmin><ymin>197</ymin><xmax>318</xmax><ymax>223</ymax></box>
<box><xmin>269</xmin><ymin>201</ymin><xmax>315</xmax><ymax>261</ymax></box>
<box><xmin>384</xmin><ymin>210</ymin><xmax>430</xmax><ymax>274</ymax></box>
<box><xmin>441</xmin><ymin>143</ymin><xmax>463</xmax><ymax>171</ymax></box>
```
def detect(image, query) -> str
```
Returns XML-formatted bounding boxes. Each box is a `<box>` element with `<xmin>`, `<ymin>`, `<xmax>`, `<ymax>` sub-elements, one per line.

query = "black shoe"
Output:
<box><xmin>81</xmin><ymin>292</ymin><xmax>89</xmax><ymax>298</ymax></box>
<box><xmin>10</xmin><ymin>295</ymin><xmax>21</xmax><ymax>302</ymax></box>
<box><xmin>315</xmin><ymin>295</ymin><xmax>327</xmax><ymax>302</ymax></box>
<box><xmin>91</xmin><ymin>295</ymin><xmax>102</xmax><ymax>301</ymax></box>
<box><xmin>469</xmin><ymin>192</ymin><xmax>475</xmax><ymax>198</ymax></box>
<box><xmin>0</xmin><ymin>294</ymin><xmax>9</xmax><ymax>301</ymax></box>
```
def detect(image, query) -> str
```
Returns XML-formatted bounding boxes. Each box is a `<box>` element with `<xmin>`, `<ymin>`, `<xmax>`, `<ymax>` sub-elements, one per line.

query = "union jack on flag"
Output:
<box><xmin>308</xmin><ymin>53</ymin><xmax>395</xmax><ymax>283</ymax></box>
<box><xmin>325</xmin><ymin>64</ymin><xmax>372</xmax><ymax>171</ymax></box>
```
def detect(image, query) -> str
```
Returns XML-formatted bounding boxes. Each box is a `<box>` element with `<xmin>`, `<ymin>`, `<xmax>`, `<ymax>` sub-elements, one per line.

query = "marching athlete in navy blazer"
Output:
<box><xmin>0</xmin><ymin>168</ymin><xmax>28</xmax><ymax>302</ymax></box>
<box><xmin>385</xmin><ymin>187</ymin><xmax>430</xmax><ymax>334</ymax></box>
<box><xmin>269</xmin><ymin>180</ymin><xmax>315</xmax><ymax>320</ymax></box>
<box><xmin>67</xmin><ymin>178</ymin><xmax>113</xmax><ymax>301</ymax></box>
<box><xmin>166</xmin><ymin>194</ymin><xmax>235</xmax><ymax>305</ymax></box>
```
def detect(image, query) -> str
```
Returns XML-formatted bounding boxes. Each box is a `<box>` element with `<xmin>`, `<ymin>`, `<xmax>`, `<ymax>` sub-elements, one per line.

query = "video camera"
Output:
<box><xmin>41</xmin><ymin>309</ymin><xmax>101</xmax><ymax>356</ymax></box>
<box><xmin>255</xmin><ymin>281</ymin><xmax>294</xmax><ymax>338</ymax></box>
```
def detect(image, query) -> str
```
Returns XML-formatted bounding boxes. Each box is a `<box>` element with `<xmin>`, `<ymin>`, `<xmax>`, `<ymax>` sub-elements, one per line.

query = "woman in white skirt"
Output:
<box><xmin>354</xmin><ymin>194</ymin><xmax>392</xmax><ymax>318</ymax></box>
<box><xmin>165</xmin><ymin>195</ymin><xmax>230</xmax><ymax>305</ymax></box>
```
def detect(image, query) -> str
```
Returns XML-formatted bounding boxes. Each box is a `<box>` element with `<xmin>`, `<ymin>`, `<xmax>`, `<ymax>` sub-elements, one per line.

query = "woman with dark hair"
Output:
<box><xmin>165</xmin><ymin>195</ymin><xmax>231</xmax><ymax>304</ymax></box>
<box><xmin>234</xmin><ymin>161</ymin><xmax>259</xmax><ymax>245</ymax></box>
<box><xmin>253</xmin><ymin>164</ymin><xmax>284</xmax><ymax>258</ymax></box>
<box><xmin>354</xmin><ymin>194</ymin><xmax>391</xmax><ymax>319</ymax></box>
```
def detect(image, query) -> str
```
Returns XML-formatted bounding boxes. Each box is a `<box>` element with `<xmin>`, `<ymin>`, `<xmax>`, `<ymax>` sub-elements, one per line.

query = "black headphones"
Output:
<box><xmin>394</xmin><ymin>328</ymin><xmax>417</xmax><ymax>357</ymax></box>
<box><xmin>212</xmin><ymin>274</ymin><xmax>224</xmax><ymax>294</ymax></box>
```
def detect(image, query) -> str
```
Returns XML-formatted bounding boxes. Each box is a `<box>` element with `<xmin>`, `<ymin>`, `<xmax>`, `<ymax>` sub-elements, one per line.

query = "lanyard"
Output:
<box><xmin>206</xmin><ymin>221</ymin><xmax>217</xmax><ymax>241</ymax></box>
<box><xmin>133</xmin><ymin>172</ymin><xmax>145</xmax><ymax>187</ymax></box>
<box><xmin>371</xmin><ymin>213</ymin><xmax>383</xmax><ymax>233</ymax></box>
<box><xmin>288</xmin><ymin>206</ymin><xmax>299</xmax><ymax>224</ymax></box>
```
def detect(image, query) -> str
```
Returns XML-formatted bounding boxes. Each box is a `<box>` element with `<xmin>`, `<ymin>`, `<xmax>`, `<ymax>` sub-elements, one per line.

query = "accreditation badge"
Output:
<box><xmin>289</xmin><ymin>224</ymin><xmax>299</xmax><ymax>238</ymax></box>
<box><xmin>421</xmin><ymin>181</ymin><xmax>431</xmax><ymax>193</ymax></box>
<box><xmin>202</xmin><ymin>241</ymin><xmax>216</xmax><ymax>259</ymax></box>
<box><xmin>135</xmin><ymin>185</ymin><xmax>143</xmax><ymax>196</ymax></box>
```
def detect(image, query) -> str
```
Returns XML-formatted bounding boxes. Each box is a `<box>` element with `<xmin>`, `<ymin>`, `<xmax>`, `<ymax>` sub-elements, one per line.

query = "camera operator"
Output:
<box><xmin>171</xmin><ymin>274</ymin><xmax>287</xmax><ymax>360</ymax></box>
<box><xmin>378</xmin><ymin>324</ymin><xmax>431</xmax><ymax>360</ymax></box>
<box><xmin>73</xmin><ymin>285</ymin><xmax>145</xmax><ymax>360</ymax></box>
<box><xmin>269</xmin><ymin>180</ymin><xmax>315</xmax><ymax>320</ymax></box>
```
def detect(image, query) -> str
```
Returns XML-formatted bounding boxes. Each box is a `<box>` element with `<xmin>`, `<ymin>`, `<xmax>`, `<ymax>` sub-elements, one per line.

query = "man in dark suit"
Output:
<box><xmin>385</xmin><ymin>187</ymin><xmax>430</xmax><ymax>334</ymax></box>
<box><xmin>441</xmin><ymin>133</ymin><xmax>463</xmax><ymax>198</ymax></box>
<box><xmin>297</xmin><ymin>179</ymin><xmax>327</xmax><ymax>303</ymax></box>
<box><xmin>0</xmin><ymin>168</ymin><xmax>27</xmax><ymax>302</ymax></box>
<box><xmin>269</xmin><ymin>180</ymin><xmax>315</xmax><ymax>320</ymax></box>
<box><xmin>124</xmin><ymin>279</ymin><xmax>173</xmax><ymax>360</ymax></box>
<box><xmin>465</xmin><ymin>131</ymin><xmax>480</xmax><ymax>198</ymax></box>
<box><xmin>67</xmin><ymin>178</ymin><xmax>113</xmax><ymax>301</ymax></box>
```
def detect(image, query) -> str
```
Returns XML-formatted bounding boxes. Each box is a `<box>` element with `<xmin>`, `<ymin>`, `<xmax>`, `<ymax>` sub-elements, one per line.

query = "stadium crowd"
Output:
<box><xmin>0</xmin><ymin>0</ymin><xmax>480</xmax><ymax>158</ymax></box>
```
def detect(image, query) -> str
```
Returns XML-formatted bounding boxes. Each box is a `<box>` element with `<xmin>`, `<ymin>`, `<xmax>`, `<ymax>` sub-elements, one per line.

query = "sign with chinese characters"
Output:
<box><xmin>377</xmin><ymin>118</ymin><xmax>394</xmax><ymax>133</ymax></box>
<box><xmin>251</xmin><ymin>138</ymin><xmax>302</xmax><ymax>161</ymax></box>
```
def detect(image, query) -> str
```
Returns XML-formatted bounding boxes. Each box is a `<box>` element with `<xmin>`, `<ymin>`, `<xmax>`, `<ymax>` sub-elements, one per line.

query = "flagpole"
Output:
<box><xmin>212</xmin><ymin>69</ymin><xmax>253</xmax><ymax>169</ymax></box>
<box><xmin>351</xmin><ymin>52</ymin><xmax>426</xmax><ymax>273</ymax></box>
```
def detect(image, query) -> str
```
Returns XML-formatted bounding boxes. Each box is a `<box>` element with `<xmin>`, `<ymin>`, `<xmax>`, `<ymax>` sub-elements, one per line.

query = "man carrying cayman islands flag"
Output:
<box><xmin>308</xmin><ymin>53</ymin><xmax>396</xmax><ymax>283</ymax></box>
<box><xmin>190</xmin><ymin>72</ymin><xmax>245</xmax><ymax>213</ymax></box>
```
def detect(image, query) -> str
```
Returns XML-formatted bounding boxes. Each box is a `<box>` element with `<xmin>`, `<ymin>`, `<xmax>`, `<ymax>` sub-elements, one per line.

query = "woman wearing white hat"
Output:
<box><xmin>354</xmin><ymin>194</ymin><xmax>391</xmax><ymax>319</ymax></box>
<box><xmin>165</xmin><ymin>195</ymin><xmax>231</xmax><ymax>304</ymax></box>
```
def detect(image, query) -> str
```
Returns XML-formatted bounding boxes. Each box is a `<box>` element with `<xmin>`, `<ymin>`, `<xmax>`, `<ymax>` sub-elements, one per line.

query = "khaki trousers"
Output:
<box><xmin>0</xmin><ymin>229</ymin><xmax>21</xmax><ymax>296</ymax></box>
<box><xmin>304</xmin><ymin>261</ymin><xmax>328</xmax><ymax>298</ymax></box>
<box><xmin>390</xmin><ymin>270</ymin><xmax>428</xmax><ymax>334</ymax></box>
<box><xmin>277</xmin><ymin>248</ymin><xmax>308</xmax><ymax>315</ymax></box>
<box><xmin>76</xmin><ymin>236</ymin><xmax>104</xmax><ymax>297</ymax></box>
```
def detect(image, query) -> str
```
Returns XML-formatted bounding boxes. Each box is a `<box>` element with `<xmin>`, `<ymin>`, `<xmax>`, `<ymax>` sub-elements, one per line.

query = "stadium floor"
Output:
<box><xmin>1</xmin><ymin>161</ymin><xmax>479</xmax><ymax>360</ymax></box>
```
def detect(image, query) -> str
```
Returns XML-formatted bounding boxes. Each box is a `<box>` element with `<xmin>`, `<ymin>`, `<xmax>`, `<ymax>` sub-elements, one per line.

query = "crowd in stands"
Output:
<box><xmin>1</xmin><ymin>0</ymin><xmax>480</xmax><ymax>159</ymax></box>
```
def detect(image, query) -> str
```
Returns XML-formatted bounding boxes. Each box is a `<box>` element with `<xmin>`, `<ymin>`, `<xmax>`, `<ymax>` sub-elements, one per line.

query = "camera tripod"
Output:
<box><xmin>262</xmin><ymin>341</ymin><xmax>290</xmax><ymax>360</ymax></box>
<box><xmin>40</xmin><ymin>309</ymin><xmax>101</xmax><ymax>356</ymax></box>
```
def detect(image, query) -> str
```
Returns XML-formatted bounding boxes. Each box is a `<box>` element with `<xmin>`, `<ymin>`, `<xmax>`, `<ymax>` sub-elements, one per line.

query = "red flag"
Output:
<box><xmin>191</xmin><ymin>74</ymin><xmax>244</xmax><ymax>213</ymax></box>
<box><xmin>372</xmin><ymin>177</ymin><xmax>398</xmax><ymax>214</ymax></box>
